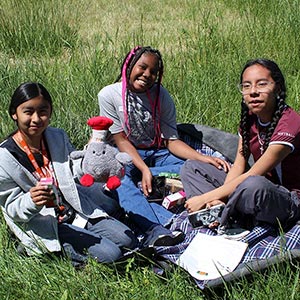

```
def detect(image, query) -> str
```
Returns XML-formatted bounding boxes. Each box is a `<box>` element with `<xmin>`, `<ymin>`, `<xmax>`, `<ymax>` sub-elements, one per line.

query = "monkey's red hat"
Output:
<box><xmin>87</xmin><ymin>116</ymin><xmax>113</xmax><ymax>141</ymax></box>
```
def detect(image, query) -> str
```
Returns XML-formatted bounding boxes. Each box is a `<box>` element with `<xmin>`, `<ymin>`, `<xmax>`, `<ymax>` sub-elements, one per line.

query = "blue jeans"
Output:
<box><xmin>116</xmin><ymin>148</ymin><xmax>184</xmax><ymax>232</ymax></box>
<box><xmin>58</xmin><ymin>217</ymin><xmax>137</xmax><ymax>263</ymax></box>
<box><xmin>76</xmin><ymin>183</ymin><xmax>123</xmax><ymax>218</ymax></box>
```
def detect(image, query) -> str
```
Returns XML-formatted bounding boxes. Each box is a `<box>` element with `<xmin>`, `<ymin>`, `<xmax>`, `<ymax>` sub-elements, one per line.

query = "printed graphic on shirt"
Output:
<box><xmin>127</xmin><ymin>94</ymin><xmax>156</xmax><ymax>147</ymax></box>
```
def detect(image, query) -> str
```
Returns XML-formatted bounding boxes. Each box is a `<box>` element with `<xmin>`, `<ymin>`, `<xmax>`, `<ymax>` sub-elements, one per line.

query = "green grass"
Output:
<box><xmin>1</xmin><ymin>0</ymin><xmax>300</xmax><ymax>298</ymax></box>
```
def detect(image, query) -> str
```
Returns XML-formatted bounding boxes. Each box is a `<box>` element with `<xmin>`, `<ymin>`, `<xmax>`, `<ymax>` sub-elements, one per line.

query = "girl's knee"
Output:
<box><xmin>180</xmin><ymin>160</ymin><xmax>208</xmax><ymax>178</ymax></box>
<box><xmin>180</xmin><ymin>160</ymin><xmax>194</xmax><ymax>176</ymax></box>
<box><xmin>120</xmin><ymin>230</ymin><xmax>137</xmax><ymax>249</ymax></box>
<box><xmin>238</xmin><ymin>175</ymin><xmax>267</xmax><ymax>192</ymax></box>
<box><xmin>89</xmin><ymin>242</ymin><xmax>122</xmax><ymax>263</ymax></box>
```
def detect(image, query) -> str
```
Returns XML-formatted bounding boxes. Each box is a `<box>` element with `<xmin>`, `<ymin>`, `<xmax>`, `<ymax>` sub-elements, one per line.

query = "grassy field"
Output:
<box><xmin>1</xmin><ymin>0</ymin><xmax>300</xmax><ymax>299</ymax></box>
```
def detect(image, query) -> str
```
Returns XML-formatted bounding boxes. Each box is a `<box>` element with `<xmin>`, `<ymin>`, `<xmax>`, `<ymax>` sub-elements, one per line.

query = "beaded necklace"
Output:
<box><xmin>257</xmin><ymin>118</ymin><xmax>270</xmax><ymax>155</ymax></box>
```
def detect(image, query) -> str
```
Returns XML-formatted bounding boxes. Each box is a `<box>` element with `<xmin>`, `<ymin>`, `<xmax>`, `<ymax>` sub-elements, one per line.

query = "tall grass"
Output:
<box><xmin>1</xmin><ymin>0</ymin><xmax>300</xmax><ymax>298</ymax></box>
<box><xmin>0</xmin><ymin>0</ymin><xmax>79</xmax><ymax>57</ymax></box>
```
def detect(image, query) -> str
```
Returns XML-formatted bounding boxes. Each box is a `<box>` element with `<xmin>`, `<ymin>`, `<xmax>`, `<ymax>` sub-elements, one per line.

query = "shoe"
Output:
<box><xmin>143</xmin><ymin>224</ymin><xmax>185</xmax><ymax>247</ymax></box>
<box><xmin>221</xmin><ymin>228</ymin><xmax>250</xmax><ymax>241</ymax></box>
<box><xmin>152</xmin><ymin>230</ymin><xmax>185</xmax><ymax>247</ymax></box>
<box><xmin>116</xmin><ymin>246</ymin><xmax>156</xmax><ymax>264</ymax></box>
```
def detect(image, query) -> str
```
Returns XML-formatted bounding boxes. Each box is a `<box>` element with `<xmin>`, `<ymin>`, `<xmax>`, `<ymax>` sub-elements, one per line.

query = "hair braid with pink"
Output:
<box><xmin>116</xmin><ymin>46</ymin><xmax>164</xmax><ymax>147</ymax></box>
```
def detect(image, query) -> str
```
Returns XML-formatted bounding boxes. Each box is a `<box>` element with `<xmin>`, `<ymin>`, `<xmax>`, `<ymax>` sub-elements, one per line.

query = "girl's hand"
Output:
<box><xmin>30</xmin><ymin>184</ymin><xmax>54</xmax><ymax>207</ymax></box>
<box><xmin>201</xmin><ymin>156</ymin><xmax>231</xmax><ymax>172</ymax></box>
<box><xmin>184</xmin><ymin>194</ymin><xmax>208</xmax><ymax>212</ymax></box>
<box><xmin>141</xmin><ymin>168</ymin><xmax>153</xmax><ymax>197</ymax></box>
<box><xmin>205</xmin><ymin>199</ymin><xmax>225</xmax><ymax>209</ymax></box>
<box><xmin>184</xmin><ymin>195</ymin><xmax>226</xmax><ymax>213</ymax></box>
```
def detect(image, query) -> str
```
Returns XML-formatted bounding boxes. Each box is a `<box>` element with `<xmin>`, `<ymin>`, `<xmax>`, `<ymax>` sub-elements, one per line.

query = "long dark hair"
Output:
<box><xmin>9</xmin><ymin>82</ymin><xmax>53</xmax><ymax>119</ymax></box>
<box><xmin>116</xmin><ymin>46</ymin><xmax>164</xmax><ymax>147</ymax></box>
<box><xmin>239</xmin><ymin>59</ymin><xmax>286</xmax><ymax>158</ymax></box>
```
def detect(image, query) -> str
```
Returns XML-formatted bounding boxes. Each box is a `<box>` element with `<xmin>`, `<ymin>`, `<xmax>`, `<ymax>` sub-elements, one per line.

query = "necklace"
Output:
<box><xmin>257</xmin><ymin>124</ymin><xmax>268</xmax><ymax>155</ymax></box>
<box><xmin>257</xmin><ymin>131</ymin><xmax>265</xmax><ymax>154</ymax></box>
<box><xmin>257</xmin><ymin>117</ymin><xmax>271</xmax><ymax>154</ymax></box>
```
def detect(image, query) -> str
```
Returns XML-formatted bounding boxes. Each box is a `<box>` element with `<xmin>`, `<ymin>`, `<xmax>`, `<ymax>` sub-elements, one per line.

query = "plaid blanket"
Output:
<box><xmin>156</xmin><ymin>211</ymin><xmax>300</xmax><ymax>289</ymax></box>
<box><xmin>155</xmin><ymin>131</ymin><xmax>300</xmax><ymax>289</ymax></box>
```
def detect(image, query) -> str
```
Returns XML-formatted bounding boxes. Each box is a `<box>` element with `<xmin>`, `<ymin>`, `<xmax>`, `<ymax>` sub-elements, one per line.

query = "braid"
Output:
<box><xmin>263</xmin><ymin>96</ymin><xmax>286</xmax><ymax>151</ymax></box>
<box><xmin>116</xmin><ymin>46</ymin><xmax>164</xmax><ymax>146</ymax></box>
<box><xmin>119</xmin><ymin>46</ymin><xmax>141</xmax><ymax>134</ymax></box>
<box><xmin>240</xmin><ymin>101</ymin><xmax>251</xmax><ymax>158</ymax></box>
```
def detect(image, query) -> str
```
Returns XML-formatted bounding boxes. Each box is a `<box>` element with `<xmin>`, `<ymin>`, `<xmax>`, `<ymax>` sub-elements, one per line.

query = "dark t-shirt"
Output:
<box><xmin>1</xmin><ymin>136</ymin><xmax>45</xmax><ymax>173</ymax></box>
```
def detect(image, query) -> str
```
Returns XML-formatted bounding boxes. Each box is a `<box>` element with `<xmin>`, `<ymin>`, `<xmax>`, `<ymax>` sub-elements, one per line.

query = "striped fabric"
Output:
<box><xmin>155</xmin><ymin>138</ymin><xmax>300</xmax><ymax>289</ymax></box>
<box><xmin>183</xmin><ymin>136</ymin><xmax>227</xmax><ymax>160</ymax></box>
<box><xmin>156</xmin><ymin>205</ymin><xmax>300</xmax><ymax>289</ymax></box>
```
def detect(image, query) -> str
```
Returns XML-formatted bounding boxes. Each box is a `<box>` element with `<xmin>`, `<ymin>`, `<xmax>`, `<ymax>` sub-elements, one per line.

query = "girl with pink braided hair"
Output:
<box><xmin>98</xmin><ymin>46</ymin><xmax>230</xmax><ymax>247</ymax></box>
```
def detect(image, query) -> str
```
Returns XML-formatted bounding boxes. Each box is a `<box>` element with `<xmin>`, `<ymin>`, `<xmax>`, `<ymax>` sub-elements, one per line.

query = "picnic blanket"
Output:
<box><xmin>177</xmin><ymin>123</ymin><xmax>254</xmax><ymax>165</ymax></box>
<box><xmin>154</xmin><ymin>124</ymin><xmax>300</xmax><ymax>289</ymax></box>
<box><xmin>156</xmin><ymin>211</ymin><xmax>300</xmax><ymax>289</ymax></box>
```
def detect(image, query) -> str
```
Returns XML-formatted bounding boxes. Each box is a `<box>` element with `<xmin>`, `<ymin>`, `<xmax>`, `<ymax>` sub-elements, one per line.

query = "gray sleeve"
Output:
<box><xmin>0</xmin><ymin>172</ymin><xmax>42</xmax><ymax>223</ymax></box>
<box><xmin>159</xmin><ymin>87</ymin><xmax>179</xmax><ymax>140</ymax></box>
<box><xmin>98</xmin><ymin>84</ymin><xmax>124</xmax><ymax>134</ymax></box>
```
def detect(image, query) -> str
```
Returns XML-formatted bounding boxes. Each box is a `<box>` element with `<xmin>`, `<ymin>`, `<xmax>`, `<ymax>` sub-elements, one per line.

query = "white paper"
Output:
<box><xmin>72</xmin><ymin>213</ymin><xmax>88</xmax><ymax>228</ymax></box>
<box><xmin>176</xmin><ymin>233</ymin><xmax>248</xmax><ymax>280</ymax></box>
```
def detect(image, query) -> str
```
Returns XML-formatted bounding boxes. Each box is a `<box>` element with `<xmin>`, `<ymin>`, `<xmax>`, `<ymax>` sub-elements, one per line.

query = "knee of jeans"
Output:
<box><xmin>122</xmin><ymin>230</ymin><xmax>138</xmax><ymax>249</ymax></box>
<box><xmin>180</xmin><ymin>160</ymin><xmax>199</xmax><ymax>178</ymax></box>
<box><xmin>89</xmin><ymin>244</ymin><xmax>122</xmax><ymax>263</ymax></box>
<box><xmin>238</xmin><ymin>175</ymin><xmax>266</xmax><ymax>191</ymax></box>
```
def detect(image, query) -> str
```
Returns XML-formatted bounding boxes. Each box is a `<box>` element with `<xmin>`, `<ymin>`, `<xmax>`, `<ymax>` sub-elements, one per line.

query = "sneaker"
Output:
<box><xmin>143</xmin><ymin>225</ymin><xmax>185</xmax><ymax>247</ymax></box>
<box><xmin>221</xmin><ymin>228</ymin><xmax>250</xmax><ymax>241</ymax></box>
<box><xmin>152</xmin><ymin>230</ymin><xmax>185</xmax><ymax>247</ymax></box>
<box><xmin>116</xmin><ymin>246</ymin><xmax>156</xmax><ymax>264</ymax></box>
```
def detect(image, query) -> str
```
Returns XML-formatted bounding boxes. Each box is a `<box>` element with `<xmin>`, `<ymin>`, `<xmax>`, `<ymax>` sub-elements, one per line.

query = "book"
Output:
<box><xmin>162</xmin><ymin>190</ymin><xmax>186</xmax><ymax>209</ymax></box>
<box><xmin>176</xmin><ymin>233</ymin><xmax>248</xmax><ymax>280</ymax></box>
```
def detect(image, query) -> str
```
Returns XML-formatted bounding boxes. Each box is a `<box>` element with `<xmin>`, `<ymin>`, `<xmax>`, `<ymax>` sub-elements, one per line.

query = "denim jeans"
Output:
<box><xmin>116</xmin><ymin>148</ymin><xmax>184</xmax><ymax>232</ymax></box>
<box><xmin>76</xmin><ymin>183</ymin><xmax>122</xmax><ymax>218</ymax></box>
<box><xmin>58</xmin><ymin>216</ymin><xmax>137</xmax><ymax>263</ymax></box>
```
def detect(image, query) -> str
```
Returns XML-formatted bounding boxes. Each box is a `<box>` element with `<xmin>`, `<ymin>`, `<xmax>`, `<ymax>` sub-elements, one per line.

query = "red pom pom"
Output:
<box><xmin>87</xmin><ymin>116</ymin><xmax>113</xmax><ymax>130</ymax></box>
<box><xmin>106</xmin><ymin>176</ymin><xmax>121</xmax><ymax>190</ymax></box>
<box><xmin>80</xmin><ymin>174</ymin><xmax>94</xmax><ymax>186</ymax></box>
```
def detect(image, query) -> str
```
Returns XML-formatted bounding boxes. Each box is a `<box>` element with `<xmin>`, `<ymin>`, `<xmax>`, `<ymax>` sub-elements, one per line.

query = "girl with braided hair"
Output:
<box><xmin>98</xmin><ymin>46</ymin><xmax>229</xmax><ymax>247</ymax></box>
<box><xmin>181</xmin><ymin>58</ymin><xmax>300</xmax><ymax>230</ymax></box>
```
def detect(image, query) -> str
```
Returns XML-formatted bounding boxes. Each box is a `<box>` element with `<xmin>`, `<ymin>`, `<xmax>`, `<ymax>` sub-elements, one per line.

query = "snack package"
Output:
<box><xmin>165</xmin><ymin>178</ymin><xmax>183</xmax><ymax>194</ymax></box>
<box><xmin>40</xmin><ymin>177</ymin><xmax>59</xmax><ymax>207</ymax></box>
<box><xmin>158</xmin><ymin>172</ymin><xmax>180</xmax><ymax>179</ymax></box>
<box><xmin>188</xmin><ymin>203</ymin><xmax>225</xmax><ymax>228</ymax></box>
<box><xmin>162</xmin><ymin>190</ymin><xmax>186</xmax><ymax>209</ymax></box>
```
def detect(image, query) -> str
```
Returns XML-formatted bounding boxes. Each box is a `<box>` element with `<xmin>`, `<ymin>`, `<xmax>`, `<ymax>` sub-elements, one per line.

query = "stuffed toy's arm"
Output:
<box><xmin>116</xmin><ymin>152</ymin><xmax>132</xmax><ymax>165</ymax></box>
<box><xmin>70</xmin><ymin>150</ymin><xmax>85</xmax><ymax>160</ymax></box>
<box><xmin>69</xmin><ymin>150</ymin><xmax>85</xmax><ymax>181</ymax></box>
